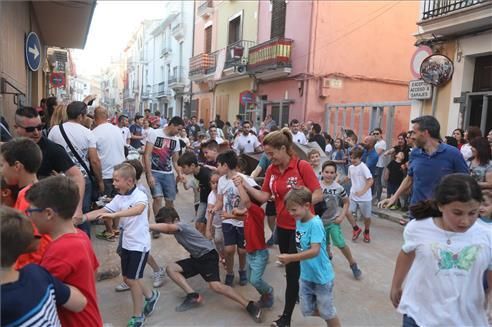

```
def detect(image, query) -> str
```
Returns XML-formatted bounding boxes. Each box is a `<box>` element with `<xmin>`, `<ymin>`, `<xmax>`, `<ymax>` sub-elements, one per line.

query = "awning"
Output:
<box><xmin>32</xmin><ymin>0</ymin><xmax>96</xmax><ymax>49</ymax></box>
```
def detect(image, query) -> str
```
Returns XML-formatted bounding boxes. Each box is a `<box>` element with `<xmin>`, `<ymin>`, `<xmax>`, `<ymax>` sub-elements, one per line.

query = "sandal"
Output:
<box><xmin>96</xmin><ymin>231</ymin><xmax>116</xmax><ymax>242</ymax></box>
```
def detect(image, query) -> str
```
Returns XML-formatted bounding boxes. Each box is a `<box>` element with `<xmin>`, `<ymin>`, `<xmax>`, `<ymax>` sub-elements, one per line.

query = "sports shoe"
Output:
<box><xmin>352</xmin><ymin>226</ymin><xmax>362</xmax><ymax>241</ymax></box>
<box><xmin>271</xmin><ymin>314</ymin><xmax>290</xmax><ymax>327</ymax></box>
<box><xmin>363</xmin><ymin>232</ymin><xmax>371</xmax><ymax>243</ymax></box>
<box><xmin>96</xmin><ymin>231</ymin><xmax>116</xmax><ymax>242</ymax></box>
<box><xmin>127</xmin><ymin>315</ymin><xmax>144</xmax><ymax>327</ymax></box>
<box><xmin>225</xmin><ymin>273</ymin><xmax>234</xmax><ymax>286</ymax></box>
<box><xmin>350</xmin><ymin>263</ymin><xmax>362</xmax><ymax>280</ymax></box>
<box><xmin>239</xmin><ymin>270</ymin><xmax>248</xmax><ymax>286</ymax></box>
<box><xmin>246</xmin><ymin>301</ymin><xmax>263</xmax><ymax>323</ymax></box>
<box><xmin>175</xmin><ymin>293</ymin><xmax>202</xmax><ymax>312</ymax></box>
<box><xmin>115</xmin><ymin>282</ymin><xmax>130</xmax><ymax>292</ymax></box>
<box><xmin>152</xmin><ymin>267</ymin><xmax>165</xmax><ymax>288</ymax></box>
<box><xmin>257</xmin><ymin>289</ymin><xmax>274</xmax><ymax>308</ymax></box>
<box><xmin>143</xmin><ymin>290</ymin><xmax>160</xmax><ymax>317</ymax></box>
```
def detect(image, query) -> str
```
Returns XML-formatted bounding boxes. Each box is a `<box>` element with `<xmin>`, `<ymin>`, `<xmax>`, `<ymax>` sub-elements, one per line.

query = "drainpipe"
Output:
<box><xmin>304</xmin><ymin>0</ymin><xmax>318</xmax><ymax>123</ymax></box>
<box><xmin>189</xmin><ymin>0</ymin><xmax>196</xmax><ymax>118</ymax></box>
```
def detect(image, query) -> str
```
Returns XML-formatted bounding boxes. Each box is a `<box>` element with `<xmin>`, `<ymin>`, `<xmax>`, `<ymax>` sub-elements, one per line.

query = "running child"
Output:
<box><xmin>206</xmin><ymin>171</ymin><xmax>225</xmax><ymax>263</ymax></box>
<box><xmin>25</xmin><ymin>175</ymin><xmax>103</xmax><ymax>326</ymax></box>
<box><xmin>149</xmin><ymin>207</ymin><xmax>263</xmax><ymax>323</ymax></box>
<box><xmin>308</xmin><ymin>149</ymin><xmax>322</xmax><ymax>181</ymax></box>
<box><xmin>390</xmin><ymin>174</ymin><xmax>492</xmax><ymax>326</ymax></box>
<box><xmin>320</xmin><ymin>161</ymin><xmax>362</xmax><ymax>280</ymax></box>
<box><xmin>84</xmin><ymin>164</ymin><xmax>159</xmax><ymax>327</ymax></box>
<box><xmin>0</xmin><ymin>207</ymin><xmax>87</xmax><ymax>326</ymax></box>
<box><xmin>232</xmin><ymin>175</ymin><xmax>274</xmax><ymax>308</ymax></box>
<box><xmin>277</xmin><ymin>188</ymin><xmax>341</xmax><ymax>327</ymax></box>
<box><xmin>346</xmin><ymin>147</ymin><xmax>373</xmax><ymax>242</ymax></box>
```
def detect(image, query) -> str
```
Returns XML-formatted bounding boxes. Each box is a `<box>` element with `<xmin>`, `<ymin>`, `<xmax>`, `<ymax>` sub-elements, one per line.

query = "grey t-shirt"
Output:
<box><xmin>174</xmin><ymin>223</ymin><xmax>215</xmax><ymax>258</ymax></box>
<box><xmin>320</xmin><ymin>181</ymin><xmax>347</xmax><ymax>224</ymax></box>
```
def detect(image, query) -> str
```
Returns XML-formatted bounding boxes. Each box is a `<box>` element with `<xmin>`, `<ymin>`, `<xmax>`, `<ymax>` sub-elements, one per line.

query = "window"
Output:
<box><xmin>270</xmin><ymin>0</ymin><xmax>286</xmax><ymax>39</ymax></box>
<box><xmin>271</xmin><ymin>102</ymin><xmax>290</xmax><ymax>127</ymax></box>
<box><xmin>228</xmin><ymin>15</ymin><xmax>242</xmax><ymax>45</ymax></box>
<box><xmin>204</xmin><ymin>25</ymin><xmax>213</xmax><ymax>53</ymax></box>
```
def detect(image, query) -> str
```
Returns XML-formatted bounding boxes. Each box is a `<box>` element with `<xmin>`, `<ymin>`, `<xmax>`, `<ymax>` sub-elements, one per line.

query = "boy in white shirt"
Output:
<box><xmin>346</xmin><ymin>147</ymin><xmax>373</xmax><ymax>243</ymax></box>
<box><xmin>85</xmin><ymin>163</ymin><xmax>159</xmax><ymax>326</ymax></box>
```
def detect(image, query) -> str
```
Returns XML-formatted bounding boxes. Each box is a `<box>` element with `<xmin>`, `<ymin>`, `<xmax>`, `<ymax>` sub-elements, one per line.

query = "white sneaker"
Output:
<box><xmin>152</xmin><ymin>267</ymin><xmax>166</xmax><ymax>288</ymax></box>
<box><xmin>115</xmin><ymin>282</ymin><xmax>130</xmax><ymax>292</ymax></box>
<box><xmin>275</xmin><ymin>260</ymin><xmax>284</xmax><ymax>267</ymax></box>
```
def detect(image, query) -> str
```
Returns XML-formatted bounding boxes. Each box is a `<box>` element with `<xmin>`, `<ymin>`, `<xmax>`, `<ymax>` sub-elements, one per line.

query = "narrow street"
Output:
<box><xmin>96</xmin><ymin>186</ymin><xmax>404</xmax><ymax>326</ymax></box>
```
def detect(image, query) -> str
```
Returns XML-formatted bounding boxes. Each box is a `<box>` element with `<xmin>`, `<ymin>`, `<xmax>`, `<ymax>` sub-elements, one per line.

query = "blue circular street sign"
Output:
<box><xmin>25</xmin><ymin>32</ymin><xmax>41</xmax><ymax>71</ymax></box>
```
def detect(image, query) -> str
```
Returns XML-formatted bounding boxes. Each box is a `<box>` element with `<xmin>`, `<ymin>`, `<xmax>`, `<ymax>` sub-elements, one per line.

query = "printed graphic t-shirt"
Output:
<box><xmin>320</xmin><ymin>181</ymin><xmax>347</xmax><ymax>224</ymax></box>
<box><xmin>147</xmin><ymin>128</ymin><xmax>181</xmax><ymax>174</ymax></box>
<box><xmin>218</xmin><ymin>173</ymin><xmax>257</xmax><ymax>227</ymax></box>
<box><xmin>398</xmin><ymin>218</ymin><xmax>492</xmax><ymax>327</ymax></box>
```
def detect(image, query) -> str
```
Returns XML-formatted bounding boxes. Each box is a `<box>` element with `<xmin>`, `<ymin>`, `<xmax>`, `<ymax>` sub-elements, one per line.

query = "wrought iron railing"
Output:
<box><xmin>224</xmin><ymin>40</ymin><xmax>255</xmax><ymax>69</ymax></box>
<box><xmin>248</xmin><ymin>37</ymin><xmax>293</xmax><ymax>72</ymax></box>
<box><xmin>422</xmin><ymin>0</ymin><xmax>486</xmax><ymax>20</ymax></box>
<box><xmin>189</xmin><ymin>52</ymin><xmax>217</xmax><ymax>77</ymax></box>
<box><xmin>198</xmin><ymin>0</ymin><xmax>213</xmax><ymax>16</ymax></box>
<box><xmin>169</xmin><ymin>66</ymin><xmax>185</xmax><ymax>85</ymax></box>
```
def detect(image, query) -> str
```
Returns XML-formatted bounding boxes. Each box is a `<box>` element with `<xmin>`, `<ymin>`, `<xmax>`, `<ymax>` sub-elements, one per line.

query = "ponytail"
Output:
<box><xmin>409</xmin><ymin>200</ymin><xmax>441</xmax><ymax>219</ymax></box>
<box><xmin>263</xmin><ymin>127</ymin><xmax>294</xmax><ymax>156</ymax></box>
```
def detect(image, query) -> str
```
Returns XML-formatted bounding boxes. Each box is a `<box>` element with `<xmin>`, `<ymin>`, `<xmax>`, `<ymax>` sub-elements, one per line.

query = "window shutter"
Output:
<box><xmin>270</xmin><ymin>0</ymin><xmax>286</xmax><ymax>39</ymax></box>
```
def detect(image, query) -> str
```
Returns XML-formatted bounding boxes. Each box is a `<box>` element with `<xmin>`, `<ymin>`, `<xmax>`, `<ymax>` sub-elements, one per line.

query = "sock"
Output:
<box><xmin>364</xmin><ymin>229</ymin><xmax>370</xmax><ymax>234</ymax></box>
<box><xmin>352</xmin><ymin>225</ymin><xmax>359</xmax><ymax>231</ymax></box>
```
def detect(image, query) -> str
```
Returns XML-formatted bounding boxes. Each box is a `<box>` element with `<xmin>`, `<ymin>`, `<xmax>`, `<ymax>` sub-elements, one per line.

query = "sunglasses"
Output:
<box><xmin>18</xmin><ymin>124</ymin><xmax>44</xmax><ymax>133</ymax></box>
<box><xmin>372</xmin><ymin>132</ymin><xmax>380</xmax><ymax>135</ymax></box>
<box><xmin>25</xmin><ymin>207</ymin><xmax>45</xmax><ymax>216</ymax></box>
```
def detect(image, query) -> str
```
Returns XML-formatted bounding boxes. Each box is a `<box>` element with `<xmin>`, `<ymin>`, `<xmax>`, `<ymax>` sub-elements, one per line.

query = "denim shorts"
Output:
<box><xmin>349</xmin><ymin>199</ymin><xmax>372</xmax><ymax>218</ymax></box>
<box><xmin>150</xmin><ymin>171</ymin><xmax>176</xmax><ymax>200</ymax></box>
<box><xmin>300</xmin><ymin>279</ymin><xmax>337</xmax><ymax>320</ymax></box>
<box><xmin>222</xmin><ymin>223</ymin><xmax>245</xmax><ymax>248</ymax></box>
<box><xmin>196</xmin><ymin>202</ymin><xmax>207</xmax><ymax>224</ymax></box>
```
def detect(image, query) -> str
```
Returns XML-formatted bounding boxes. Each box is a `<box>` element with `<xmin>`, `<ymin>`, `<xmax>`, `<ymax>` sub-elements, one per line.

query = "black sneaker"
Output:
<box><xmin>143</xmin><ymin>289</ymin><xmax>160</xmax><ymax>317</ymax></box>
<box><xmin>350</xmin><ymin>263</ymin><xmax>362</xmax><ymax>280</ymax></box>
<box><xmin>271</xmin><ymin>314</ymin><xmax>290</xmax><ymax>327</ymax></box>
<box><xmin>225</xmin><ymin>273</ymin><xmax>234</xmax><ymax>286</ymax></box>
<box><xmin>175</xmin><ymin>293</ymin><xmax>202</xmax><ymax>312</ymax></box>
<box><xmin>246</xmin><ymin>301</ymin><xmax>262</xmax><ymax>323</ymax></box>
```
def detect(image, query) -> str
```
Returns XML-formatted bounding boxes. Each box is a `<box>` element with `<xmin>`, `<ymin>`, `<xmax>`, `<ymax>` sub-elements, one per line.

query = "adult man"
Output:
<box><xmin>13</xmin><ymin>107</ymin><xmax>85</xmax><ymax>219</ymax></box>
<box><xmin>215</xmin><ymin>114</ymin><xmax>225</xmax><ymax>129</ymax></box>
<box><xmin>362</xmin><ymin>135</ymin><xmax>378</xmax><ymax>187</ymax></box>
<box><xmin>92</xmin><ymin>106</ymin><xmax>126</xmax><ymax>241</ymax></box>
<box><xmin>129</xmin><ymin>114</ymin><xmax>145</xmax><ymax>149</ymax></box>
<box><xmin>232</xmin><ymin>121</ymin><xmax>262</xmax><ymax>154</ymax></box>
<box><xmin>263</xmin><ymin>114</ymin><xmax>276</xmax><ymax>131</ymax></box>
<box><xmin>379</xmin><ymin>115</ymin><xmax>469</xmax><ymax>212</ymax></box>
<box><xmin>289</xmin><ymin>119</ymin><xmax>307</xmax><ymax>145</ymax></box>
<box><xmin>309</xmin><ymin>123</ymin><xmax>326</xmax><ymax>149</ymax></box>
<box><xmin>207</xmin><ymin>124</ymin><xmax>225</xmax><ymax>144</ymax></box>
<box><xmin>144</xmin><ymin>116</ymin><xmax>184</xmax><ymax>215</ymax></box>
<box><xmin>186</xmin><ymin>116</ymin><xmax>201</xmax><ymax>139</ymax></box>
<box><xmin>48</xmin><ymin>101</ymin><xmax>104</xmax><ymax>236</ymax></box>
<box><xmin>117</xmin><ymin>114</ymin><xmax>131</xmax><ymax>146</ymax></box>
<box><xmin>371</xmin><ymin>128</ymin><xmax>387</xmax><ymax>202</ymax></box>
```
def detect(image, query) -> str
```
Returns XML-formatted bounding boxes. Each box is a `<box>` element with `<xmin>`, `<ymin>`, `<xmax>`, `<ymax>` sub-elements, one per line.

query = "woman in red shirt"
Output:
<box><xmin>241</xmin><ymin>128</ymin><xmax>322</xmax><ymax>327</ymax></box>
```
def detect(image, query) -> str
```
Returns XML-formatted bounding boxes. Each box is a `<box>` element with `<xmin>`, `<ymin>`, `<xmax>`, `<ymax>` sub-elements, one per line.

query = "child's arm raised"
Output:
<box><xmin>390</xmin><ymin>250</ymin><xmax>415</xmax><ymax>308</ymax></box>
<box><xmin>81</xmin><ymin>207</ymin><xmax>110</xmax><ymax>223</ymax></box>
<box><xmin>62</xmin><ymin>285</ymin><xmax>87</xmax><ymax>312</ymax></box>
<box><xmin>99</xmin><ymin>203</ymin><xmax>146</xmax><ymax>220</ymax></box>
<box><xmin>277</xmin><ymin>243</ymin><xmax>321</xmax><ymax>264</ymax></box>
<box><xmin>149</xmin><ymin>223</ymin><xmax>179</xmax><ymax>234</ymax></box>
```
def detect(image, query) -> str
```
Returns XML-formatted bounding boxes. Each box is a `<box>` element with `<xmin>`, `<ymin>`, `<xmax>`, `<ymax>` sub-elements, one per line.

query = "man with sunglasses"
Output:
<box><xmin>371</xmin><ymin>128</ymin><xmax>387</xmax><ymax>203</ymax></box>
<box><xmin>14</xmin><ymin>106</ymin><xmax>85</xmax><ymax>222</ymax></box>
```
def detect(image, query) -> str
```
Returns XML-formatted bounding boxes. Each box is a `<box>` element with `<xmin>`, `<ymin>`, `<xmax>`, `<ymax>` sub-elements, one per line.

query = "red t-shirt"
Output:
<box><xmin>262</xmin><ymin>157</ymin><xmax>320</xmax><ymax>230</ymax></box>
<box><xmin>41</xmin><ymin>230</ymin><xmax>103</xmax><ymax>327</ymax></box>
<box><xmin>244</xmin><ymin>203</ymin><xmax>266</xmax><ymax>253</ymax></box>
<box><xmin>14</xmin><ymin>184</ymin><xmax>53</xmax><ymax>270</ymax></box>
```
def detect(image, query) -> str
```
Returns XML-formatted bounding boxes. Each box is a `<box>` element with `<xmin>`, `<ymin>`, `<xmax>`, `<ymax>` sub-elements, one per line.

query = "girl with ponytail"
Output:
<box><xmin>390</xmin><ymin>174</ymin><xmax>492</xmax><ymax>326</ymax></box>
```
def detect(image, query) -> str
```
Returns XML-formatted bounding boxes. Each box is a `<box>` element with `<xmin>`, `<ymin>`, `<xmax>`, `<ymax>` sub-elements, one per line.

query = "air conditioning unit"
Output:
<box><xmin>240</xmin><ymin>57</ymin><xmax>248</xmax><ymax>65</ymax></box>
<box><xmin>319</xmin><ymin>77</ymin><xmax>330</xmax><ymax>98</ymax></box>
<box><xmin>234</xmin><ymin>64</ymin><xmax>247</xmax><ymax>74</ymax></box>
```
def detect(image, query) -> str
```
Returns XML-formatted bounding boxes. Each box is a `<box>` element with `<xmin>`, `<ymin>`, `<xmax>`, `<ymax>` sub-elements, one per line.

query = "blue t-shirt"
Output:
<box><xmin>258</xmin><ymin>153</ymin><xmax>271</xmax><ymax>172</ymax></box>
<box><xmin>1</xmin><ymin>264</ymin><xmax>70</xmax><ymax>326</ymax></box>
<box><xmin>296</xmin><ymin>215</ymin><xmax>334</xmax><ymax>284</ymax></box>
<box><xmin>129</xmin><ymin>124</ymin><xmax>143</xmax><ymax>148</ymax></box>
<box><xmin>408</xmin><ymin>143</ymin><xmax>469</xmax><ymax>205</ymax></box>
<box><xmin>362</xmin><ymin>149</ymin><xmax>378</xmax><ymax>175</ymax></box>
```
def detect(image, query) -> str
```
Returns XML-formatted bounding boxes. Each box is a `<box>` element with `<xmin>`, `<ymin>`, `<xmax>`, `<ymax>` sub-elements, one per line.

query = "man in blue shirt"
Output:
<box><xmin>379</xmin><ymin>115</ymin><xmax>469</xmax><ymax>211</ymax></box>
<box><xmin>362</xmin><ymin>136</ymin><xmax>378</xmax><ymax>176</ymax></box>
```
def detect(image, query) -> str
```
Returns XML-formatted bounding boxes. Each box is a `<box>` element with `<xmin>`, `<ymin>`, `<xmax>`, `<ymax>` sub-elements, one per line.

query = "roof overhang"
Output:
<box><xmin>32</xmin><ymin>0</ymin><xmax>96</xmax><ymax>49</ymax></box>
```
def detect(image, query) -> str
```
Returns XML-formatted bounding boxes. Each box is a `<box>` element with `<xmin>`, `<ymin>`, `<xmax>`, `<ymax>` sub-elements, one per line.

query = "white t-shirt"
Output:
<box><xmin>92</xmin><ymin>123</ymin><xmax>126</xmax><ymax>179</ymax></box>
<box><xmin>348</xmin><ymin>162</ymin><xmax>373</xmax><ymax>201</ymax></box>
<box><xmin>146</xmin><ymin>128</ymin><xmax>181</xmax><ymax>174</ymax></box>
<box><xmin>217</xmin><ymin>173</ymin><xmax>257</xmax><ymax>227</ymax></box>
<box><xmin>48</xmin><ymin>121</ymin><xmax>97</xmax><ymax>177</ymax></box>
<box><xmin>398</xmin><ymin>218</ymin><xmax>492</xmax><ymax>327</ymax></box>
<box><xmin>461</xmin><ymin>143</ymin><xmax>473</xmax><ymax>161</ymax></box>
<box><xmin>142</xmin><ymin>127</ymin><xmax>152</xmax><ymax>145</ymax></box>
<box><xmin>120</xmin><ymin>126</ymin><xmax>131</xmax><ymax>145</ymax></box>
<box><xmin>292</xmin><ymin>131</ymin><xmax>307</xmax><ymax>145</ymax></box>
<box><xmin>207</xmin><ymin>191</ymin><xmax>222</xmax><ymax>228</ymax></box>
<box><xmin>105</xmin><ymin>187</ymin><xmax>150</xmax><ymax>252</ymax></box>
<box><xmin>375</xmin><ymin>139</ymin><xmax>387</xmax><ymax>168</ymax></box>
<box><xmin>233</xmin><ymin>133</ymin><xmax>261</xmax><ymax>154</ymax></box>
<box><xmin>325</xmin><ymin>143</ymin><xmax>333</xmax><ymax>154</ymax></box>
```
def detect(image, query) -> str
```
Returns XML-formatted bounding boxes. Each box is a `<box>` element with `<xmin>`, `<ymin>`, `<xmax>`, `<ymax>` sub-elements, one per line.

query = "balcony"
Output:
<box><xmin>169</xmin><ymin>66</ymin><xmax>186</xmax><ymax>91</ymax></box>
<box><xmin>156</xmin><ymin>82</ymin><xmax>172</xmax><ymax>98</ymax></box>
<box><xmin>172</xmin><ymin>22</ymin><xmax>185</xmax><ymax>41</ymax></box>
<box><xmin>198</xmin><ymin>0</ymin><xmax>213</xmax><ymax>18</ymax></box>
<box><xmin>417</xmin><ymin>0</ymin><xmax>492</xmax><ymax>38</ymax></box>
<box><xmin>189</xmin><ymin>52</ymin><xmax>217</xmax><ymax>81</ymax></box>
<box><xmin>248</xmin><ymin>37</ymin><xmax>293</xmax><ymax>81</ymax></box>
<box><xmin>123</xmin><ymin>89</ymin><xmax>134</xmax><ymax>100</ymax></box>
<box><xmin>160</xmin><ymin>47</ymin><xmax>172</xmax><ymax>58</ymax></box>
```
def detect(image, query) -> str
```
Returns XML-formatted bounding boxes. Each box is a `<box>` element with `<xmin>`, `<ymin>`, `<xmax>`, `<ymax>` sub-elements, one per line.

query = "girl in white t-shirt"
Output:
<box><xmin>390</xmin><ymin>174</ymin><xmax>492</xmax><ymax>327</ymax></box>
<box><xmin>205</xmin><ymin>172</ymin><xmax>225</xmax><ymax>264</ymax></box>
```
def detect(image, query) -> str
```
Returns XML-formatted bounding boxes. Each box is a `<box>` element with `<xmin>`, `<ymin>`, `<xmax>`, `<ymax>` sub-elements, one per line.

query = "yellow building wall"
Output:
<box><xmin>214</xmin><ymin>0</ymin><xmax>258</xmax><ymax>49</ymax></box>
<box><xmin>421</xmin><ymin>41</ymin><xmax>456</xmax><ymax>134</ymax></box>
<box><xmin>214</xmin><ymin>78</ymin><xmax>252</xmax><ymax>122</ymax></box>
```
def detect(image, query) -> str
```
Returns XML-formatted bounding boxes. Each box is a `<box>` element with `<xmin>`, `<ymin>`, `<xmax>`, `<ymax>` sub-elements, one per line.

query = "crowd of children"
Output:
<box><xmin>1</xmin><ymin>113</ymin><xmax>492</xmax><ymax>327</ymax></box>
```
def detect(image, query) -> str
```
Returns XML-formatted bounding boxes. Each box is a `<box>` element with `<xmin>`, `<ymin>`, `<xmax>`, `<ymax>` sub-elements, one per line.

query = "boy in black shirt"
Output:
<box><xmin>384</xmin><ymin>151</ymin><xmax>406</xmax><ymax>210</ymax></box>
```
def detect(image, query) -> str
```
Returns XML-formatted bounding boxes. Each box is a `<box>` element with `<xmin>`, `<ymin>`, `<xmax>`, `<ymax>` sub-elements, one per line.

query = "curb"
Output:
<box><xmin>372</xmin><ymin>207</ymin><xmax>405</xmax><ymax>225</ymax></box>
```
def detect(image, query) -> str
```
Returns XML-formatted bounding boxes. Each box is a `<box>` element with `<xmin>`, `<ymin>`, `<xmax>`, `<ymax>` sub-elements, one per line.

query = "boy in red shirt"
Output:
<box><xmin>25</xmin><ymin>175</ymin><xmax>103</xmax><ymax>326</ymax></box>
<box><xmin>0</xmin><ymin>138</ymin><xmax>52</xmax><ymax>269</ymax></box>
<box><xmin>233</xmin><ymin>176</ymin><xmax>274</xmax><ymax>308</ymax></box>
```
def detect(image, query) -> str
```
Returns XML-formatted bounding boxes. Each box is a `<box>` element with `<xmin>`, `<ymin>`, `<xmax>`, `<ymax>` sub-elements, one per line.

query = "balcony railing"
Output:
<box><xmin>161</xmin><ymin>47</ymin><xmax>172</xmax><ymax>58</ymax></box>
<box><xmin>248</xmin><ymin>37</ymin><xmax>293</xmax><ymax>72</ymax></box>
<box><xmin>169</xmin><ymin>66</ymin><xmax>185</xmax><ymax>85</ymax></box>
<box><xmin>156</xmin><ymin>82</ymin><xmax>172</xmax><ymax>97</ymax></box>
<box><xmin>123</xmin><ymin>89</ymin><xmax>134</xmax><ymax>100</ymax></box>
<box><xmin>189</xmin><ymin>52</ymin><xmax>217</xmax><ymax>78</ymax></box>
<box><xmin>198</xmin><ymin>0</ymin><xmax>213</xmax><ymax>17</ymax></box>
<box><xmin>224</xmin><ymin>40</ymin><xmax>255</xmax><ymax>69</ymax></box>
<box><xmin>422</xmin><ymin>0</ymin><xmax>486</xmax><ymax>20</ymax></box>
